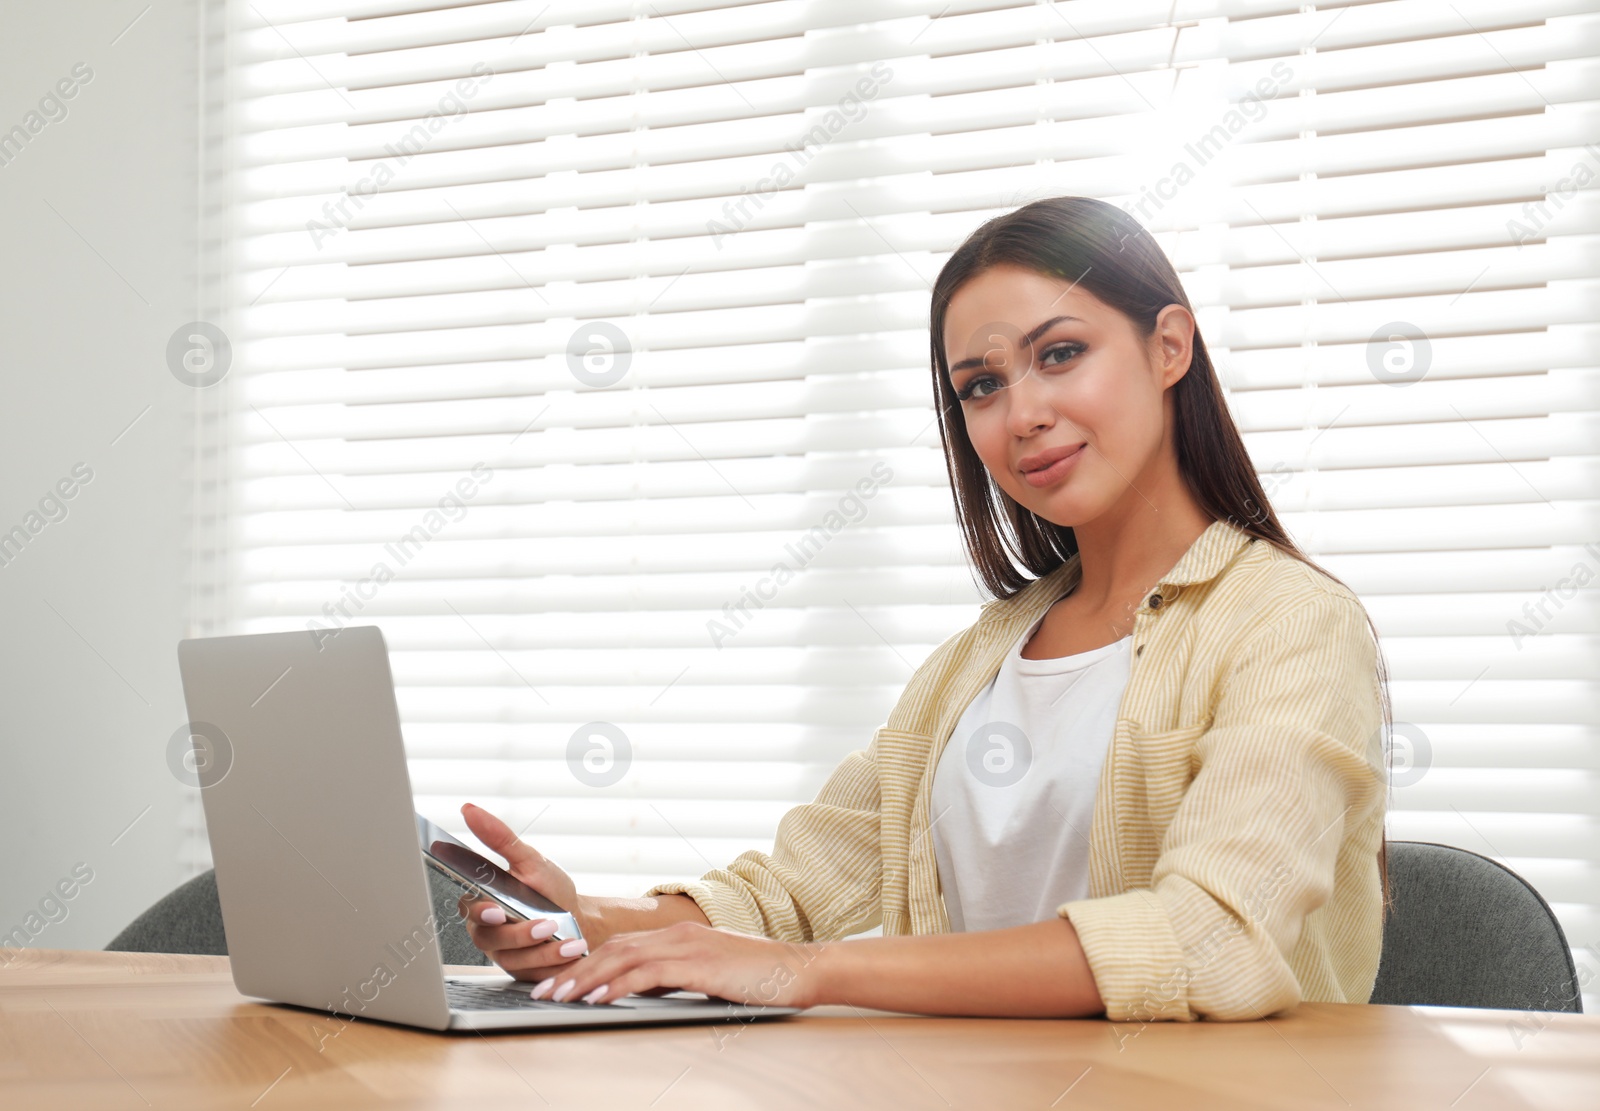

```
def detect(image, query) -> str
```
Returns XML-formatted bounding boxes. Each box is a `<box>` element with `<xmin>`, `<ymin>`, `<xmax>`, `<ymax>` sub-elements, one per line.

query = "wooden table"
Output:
<box><xmin>1</xmin><ymin>950</ymin><xmax>1595</xmax><ymax>1109</ymax></box>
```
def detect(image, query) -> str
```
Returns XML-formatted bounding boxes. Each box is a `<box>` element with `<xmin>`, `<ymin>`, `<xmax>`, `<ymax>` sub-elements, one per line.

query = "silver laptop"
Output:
<box><xmin>176</xmin><ymin>625</ymin><xmax>802</xmax><ymax>1032</ymax></box>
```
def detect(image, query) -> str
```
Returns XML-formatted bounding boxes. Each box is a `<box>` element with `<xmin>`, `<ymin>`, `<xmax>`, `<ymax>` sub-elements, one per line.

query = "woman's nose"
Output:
<box><xmin>1003</xmin><ymin>357</ymin><xmax>1055</xmax><ymax>435</ymax></box>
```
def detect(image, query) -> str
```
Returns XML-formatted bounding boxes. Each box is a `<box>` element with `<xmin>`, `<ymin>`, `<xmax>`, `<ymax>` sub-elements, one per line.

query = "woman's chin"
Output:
<box><xmin>1023</xmin><ymin>496</ymin><xmax>1098</xmax><ymax>531</ymax></box>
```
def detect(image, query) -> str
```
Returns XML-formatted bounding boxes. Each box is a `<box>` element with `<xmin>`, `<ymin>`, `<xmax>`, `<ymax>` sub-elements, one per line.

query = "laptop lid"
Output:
<box><xmin>177</xmin><ymin>626</ymin><xmax>453</xmax><ymax>1030</ymax></box>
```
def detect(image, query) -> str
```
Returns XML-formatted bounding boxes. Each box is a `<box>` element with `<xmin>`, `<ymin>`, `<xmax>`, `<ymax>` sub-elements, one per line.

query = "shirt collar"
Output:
<box><xmin>986</xmin><ymin>517</ymin><xmax>1257</xmax><ymax>627</ymax></box>
<box><xmin>918</xmin><ymin>520</ymin><xmax>1256</xmax><ymax>760</ymax></box>
<box><xmin>1148</xmin><ymin>516</ymin><xmax>1258</xmax><ymax>589</ymax></box>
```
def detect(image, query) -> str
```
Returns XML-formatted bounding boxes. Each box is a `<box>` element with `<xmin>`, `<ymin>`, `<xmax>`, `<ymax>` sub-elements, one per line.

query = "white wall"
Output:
<box><xmin>0</xmin><ymin>0</ymin><xmax>202</xmax><ymax>951</ymax></box>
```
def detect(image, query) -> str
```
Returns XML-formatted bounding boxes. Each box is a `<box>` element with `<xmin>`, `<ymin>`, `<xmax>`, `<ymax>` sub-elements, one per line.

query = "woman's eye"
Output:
<box><xmin>956</xmin><ymin>376</ymin><xmax>1000</xmax><ymax>402</ymax></box>
<box><xmin>954</xmin><ymin>344</ymin><xmax>1083</xmax><ymax>402</ymax></box>
<box><xmin>1040</xmin><ymin>342</ymin><xmax>1084</xmax><ymax>367</ymax></box>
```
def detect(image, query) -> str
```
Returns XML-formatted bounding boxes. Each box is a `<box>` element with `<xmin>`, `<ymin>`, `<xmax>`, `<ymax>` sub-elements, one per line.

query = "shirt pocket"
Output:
<box><xmin>1127</xmin><ymin>719</ymin><xmax>1213</xmax><ymax>831</ymax></box>
<box><xmin>870</xmin><ymin>726</ymin><xmax>937</xmax><ymax>781</ymax></box>
<box><xmin>869</xmin><ymin>726</ymin><xmax>937</xmax><ymax>822</ymax></box>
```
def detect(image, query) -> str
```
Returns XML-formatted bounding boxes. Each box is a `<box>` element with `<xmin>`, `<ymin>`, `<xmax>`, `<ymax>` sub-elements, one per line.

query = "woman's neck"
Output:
<box><xmin>1068</xmin><ymin>496</ymin><xmax>1214</xmax><ymax>612</ymax></box>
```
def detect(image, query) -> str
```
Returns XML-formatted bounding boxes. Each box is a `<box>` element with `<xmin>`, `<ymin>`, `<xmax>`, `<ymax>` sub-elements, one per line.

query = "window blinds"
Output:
<box><xmin>206</xmin><ymin>0</ymin><xmax>1598</xmax><ymax>1007</ymax></box>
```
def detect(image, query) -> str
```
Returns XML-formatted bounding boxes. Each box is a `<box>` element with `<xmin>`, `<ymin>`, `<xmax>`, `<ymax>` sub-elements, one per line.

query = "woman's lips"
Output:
<box><xmin>1021</xmin><ymin>443</ymin><xmax>1086</xmax><ymax>487</ymax></box>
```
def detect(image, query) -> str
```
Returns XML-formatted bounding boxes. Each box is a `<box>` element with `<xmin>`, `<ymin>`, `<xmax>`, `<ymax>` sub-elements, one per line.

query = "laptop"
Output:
<box><xmin>175</xmin><ymin>625</ymin><xmax>803</xmax><ymax>1032</ymax></box>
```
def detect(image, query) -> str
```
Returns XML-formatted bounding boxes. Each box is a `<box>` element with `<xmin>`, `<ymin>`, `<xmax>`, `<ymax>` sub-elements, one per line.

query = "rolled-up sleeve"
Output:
<box><xmin>1058</xmin><ymin>589</ymin><xmax>1386</xmax><ymax>1022</ymax></box>
<box><xmin>644</xmin><ymin>738</ymin><xmax>885</xmax><ymax>943</ymax></box>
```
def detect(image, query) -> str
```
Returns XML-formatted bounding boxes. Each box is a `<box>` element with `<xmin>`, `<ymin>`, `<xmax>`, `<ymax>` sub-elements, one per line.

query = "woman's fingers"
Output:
<box><xmin>471</xmin><ymin>931</ymin><xmax>581</xmax><ymax>979</ymax></box>
<box><xmin>463</xmin><ymin>912</ymin><xmax>569</xmax><ymax>954</ymax></box>
<box><xmin>455</xmin><ymin>894</ymin><xmax>492</xmax><ymax>926</ymax></box>
<box><xmin>457</xmin><ymin>895</ymin><xmax>517</xmax><ymax>930</ymax></box>
<box><xmin>494</xmin><ymin>946</ymin><xmax>586</xmax><ymax>980</ymax></box>
<box><xmin>566</xmin><ymin>962</ymin><xmax>691</xmax><ymax>1005</ymax></box>
<box><xmin>455</xmin><ymin>895</ymin><xmax>519</xmax><ymax>938</ymax></box>
<box><xmin>449</xmin><ymin>892</ymin><xmax>593</xmax><ymax>980</ymax></box>
<box><xmin>457</xmin><ymin>803</ymin><xmax>581</xmax><ymax>916</ymax></box>
<box><xmin>460</xmin><ymin>803</ymin><xmax>548</xmax><ymax>878</ymax></box>
<box><xmin>449</xmin><ymin>805</ymin><xmax>587</xmax><ymax>970</ymax></box>
<box><xmin>549</xmin><ymin>925</ymin><xmax>700</xmax><ymax>1004</ymax></box>
<box><xmin>469</xmin><ymin>919</ymin><xmax>551</xmax><ymax>954</ymax></box>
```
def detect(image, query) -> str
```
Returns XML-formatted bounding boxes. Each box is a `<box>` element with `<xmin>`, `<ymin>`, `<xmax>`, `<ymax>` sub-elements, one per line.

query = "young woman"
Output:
<box><xmin>458</xmin><ymin>195</ymin><xmax>1394</xmax><ymax>1022</ymax></box>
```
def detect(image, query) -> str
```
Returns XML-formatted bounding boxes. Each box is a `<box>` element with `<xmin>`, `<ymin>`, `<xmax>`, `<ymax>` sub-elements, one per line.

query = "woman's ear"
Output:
<box><xmin>1149</xmin><ymin>304</ymin><xmax>1196</xmax><ymax>388</ymax></box>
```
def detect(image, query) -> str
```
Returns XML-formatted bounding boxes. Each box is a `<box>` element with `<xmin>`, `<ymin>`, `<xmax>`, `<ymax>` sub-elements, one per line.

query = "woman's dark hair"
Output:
<box><xmin>927</xmin><ymin>195</ymin><xmax>1394</xmax><ymax>914</ymax></box>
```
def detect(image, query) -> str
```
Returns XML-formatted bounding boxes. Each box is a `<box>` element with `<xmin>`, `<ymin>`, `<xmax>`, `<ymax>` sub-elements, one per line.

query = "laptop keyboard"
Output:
<box><xmin>446</xmin><ymin>979</ymin><xmax>633</xmax><ymax>1011</ymax></box>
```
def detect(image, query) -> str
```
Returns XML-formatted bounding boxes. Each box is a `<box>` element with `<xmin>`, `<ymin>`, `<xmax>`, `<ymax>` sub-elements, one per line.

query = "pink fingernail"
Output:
<box><xmin>480</xmin><ymin>906</ymin><xmax>506</xmax><ymax>925</ymax></box>
<box><xmin>552</xmin><ymin>979</ymin><xmax>577</xmax><ymax>1002</ymax></box>
<box><xmin>582</xmin><ymin>984</ymin><xmax>608</xmax><ymax>1005</ymax></box>
<box><xmin>529</xmin><ymin>919</ymin><xmax>558</xmax><ymax>940</ymax></box>
<box><xmin>531</xmin><ymin>977</ymin><xmax>556</xmax><ymax>1000</ymax></box>
<box><xmin>558</xmin><ymin>939</ymin><xmax>587</xmax><ymax>958</ymax></box>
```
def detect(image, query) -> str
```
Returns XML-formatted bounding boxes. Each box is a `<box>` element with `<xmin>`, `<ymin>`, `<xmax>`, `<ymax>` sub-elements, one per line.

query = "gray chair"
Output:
<box><xmin>1370</xmin><ymin>840</ymin><xmax>1581</xmax><ymax>1012</ymax></box>
<box><xmin>106</xmin><ymin>866</ymin><xmax>491</xmax><ymax>966</ymax></box>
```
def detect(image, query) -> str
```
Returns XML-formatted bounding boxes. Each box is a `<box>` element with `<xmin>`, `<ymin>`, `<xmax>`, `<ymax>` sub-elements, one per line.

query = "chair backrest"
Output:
<box><xmin>106</xmin><ymin>866</ymin><xmax>491</xmax><ymax>966</ymax></box>
<box><xmin>1370</xmin><ymin>840</ymin><xmax>1581</xmax><ymax>1012</ymax></box>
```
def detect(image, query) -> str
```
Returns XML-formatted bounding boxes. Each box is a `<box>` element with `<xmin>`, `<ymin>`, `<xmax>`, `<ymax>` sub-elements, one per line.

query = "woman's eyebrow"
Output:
<box><xmin>949</xmin><ymin>315</ymin><xmax>1084</xmax><ymax>374</ymax></box>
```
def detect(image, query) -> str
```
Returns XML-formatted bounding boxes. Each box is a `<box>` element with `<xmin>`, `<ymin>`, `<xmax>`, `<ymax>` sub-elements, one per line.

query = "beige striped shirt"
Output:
<box><xmin>647</xmin><ymin>518</ymin><xmax>1388</xmax><ymax>1022</ymax></box>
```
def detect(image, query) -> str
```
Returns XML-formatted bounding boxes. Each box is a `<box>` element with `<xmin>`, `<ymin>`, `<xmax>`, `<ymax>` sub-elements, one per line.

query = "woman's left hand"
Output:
<box><xmin>533</xmin><ymin>921</ymin><xmax>825</xmax><ymax>1008</ymax></box>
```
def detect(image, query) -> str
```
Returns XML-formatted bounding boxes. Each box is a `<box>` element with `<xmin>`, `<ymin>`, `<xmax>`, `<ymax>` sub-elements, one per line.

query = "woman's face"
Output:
<box><xmin>941</xmin><ymin>263</ymin><xmax>1193</xmax><ymax>529</ymax></box>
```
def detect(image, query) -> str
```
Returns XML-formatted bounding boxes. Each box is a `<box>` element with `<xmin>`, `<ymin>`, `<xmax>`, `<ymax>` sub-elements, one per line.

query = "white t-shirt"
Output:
<box><xmin>930</xmin><ymin>602</ymin><xmax>1133</xmax><ymax>933</ymax></box>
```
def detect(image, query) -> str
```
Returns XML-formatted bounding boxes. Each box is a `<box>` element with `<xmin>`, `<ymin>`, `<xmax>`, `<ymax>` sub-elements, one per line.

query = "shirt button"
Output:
<box><xmin>1148</xmin><ymin>593</ymin><xmax>1163</xmax><ymax>609</ymax></box>
<box><xmin>1135</xmin><ymin>644</ymin><xmax>1144</xmax><ymax>656</ymax></box>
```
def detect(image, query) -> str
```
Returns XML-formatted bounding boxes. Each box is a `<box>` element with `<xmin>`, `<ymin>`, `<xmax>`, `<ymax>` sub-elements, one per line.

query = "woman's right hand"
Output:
<box><xmin>453</xmin><ymin>802</ymin><xmax>597</xmax><ymax>981</ymax></box>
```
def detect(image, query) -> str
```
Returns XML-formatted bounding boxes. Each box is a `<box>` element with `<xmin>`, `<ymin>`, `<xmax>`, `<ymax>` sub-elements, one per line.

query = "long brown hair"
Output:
<box><xmin>927</xmin><ymin>195</ymin><xmax>1394</xmax><ymax>916</ymax></box>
